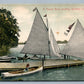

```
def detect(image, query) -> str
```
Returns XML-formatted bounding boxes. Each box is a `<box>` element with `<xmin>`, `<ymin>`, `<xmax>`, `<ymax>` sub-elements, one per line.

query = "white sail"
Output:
<box><xmin>50</xmin><ymin>29</ymin><xmax>61</xmax><ymax>57</ymax></box>
<box><xmin>61</xmin><ymin>19</ymin><xmax>84</xmax><ymax>58</ymax></box>
<box><xmin>21</xmin><ymin>10</ymin><xmax>49</xmax><ymax>55</ymax></box>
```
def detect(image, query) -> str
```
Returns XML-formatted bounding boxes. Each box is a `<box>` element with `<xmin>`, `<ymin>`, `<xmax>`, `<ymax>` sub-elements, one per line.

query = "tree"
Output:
<box><xmin>0</xmin><ymin>8</ymin><xmax>20</xmax><ymax>48</ymax></box>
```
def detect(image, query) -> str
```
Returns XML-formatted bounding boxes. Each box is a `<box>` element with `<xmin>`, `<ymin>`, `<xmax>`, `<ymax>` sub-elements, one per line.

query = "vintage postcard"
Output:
<box><xmin>0</xmin><ymin>4</ymin><xmax>84</xmax><ymax>81</ymax></box>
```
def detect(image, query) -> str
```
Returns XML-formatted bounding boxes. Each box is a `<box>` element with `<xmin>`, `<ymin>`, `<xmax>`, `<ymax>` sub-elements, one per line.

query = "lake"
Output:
<box><xmin>1</xmin><ymin>44</ymin><xmax>84</xmax><ymax>81</ymax></box>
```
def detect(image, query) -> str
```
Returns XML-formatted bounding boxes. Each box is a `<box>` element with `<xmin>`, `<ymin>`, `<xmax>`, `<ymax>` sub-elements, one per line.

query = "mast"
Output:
<box><xmin>44</xmin><ymin>16</ymin><xmax>61</xmax><ymax>58</ymax></box>
<box><xmin>44</xmin><ymin>14</ymin><xmax>51</xmax><ymax>58</ymax></box>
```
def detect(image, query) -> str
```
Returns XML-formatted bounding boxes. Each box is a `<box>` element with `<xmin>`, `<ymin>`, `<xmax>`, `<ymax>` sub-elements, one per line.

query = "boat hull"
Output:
<box><xmin>1</xmin><ymin>66</ymin><xmax>43</xmax><ymax>78</ymax></box>
<box><xmin>0</xmin><ymin>56</ymin><xmax>16</xmax><ymax>60</ymax></box>
<box><xmin>0</xmin><ymin>60</ymin><xmax>11</xmax><ymax>62</ymax></box>
<box><xmin>17</xmin><ymin>57</ymin><xmax>30</xmax><ymax>60</ymax></box>
<box><xmin>30</xmin><ymin>58</ymin><xmax>40</xmax><ymax>60</ymax></box>
<box><xmin>30</xmin><ymin>56</ymin><xmax>41</xmax><ymax>60</ymax></box>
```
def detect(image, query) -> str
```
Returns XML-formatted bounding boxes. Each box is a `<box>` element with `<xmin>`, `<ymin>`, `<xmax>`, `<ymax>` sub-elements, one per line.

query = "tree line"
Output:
<box><xmin>57</xmin><ymin>40</ymin><xmax>68</xmax><ymax>44</ymax></box>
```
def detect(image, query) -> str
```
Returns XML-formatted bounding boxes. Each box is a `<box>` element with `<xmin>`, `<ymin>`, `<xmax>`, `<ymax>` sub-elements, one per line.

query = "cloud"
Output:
<box><xmin>9</xmin><ymin>5</ymin><xmax>84</xmax><ymax>42</ymax></box>
<box><xmin>11</xmin><ymin>6</ymin><xmax>34</xmax><ymax>42</ymax></box>
<box><xmin>46</xmin><ymin>9</ymin><xmax>84</xmax><ymax>41</ymax></box>
<box><xmin>12</xmin><ymin>6</ymin><xmax>33</xmax><ymax>24</ymax></box>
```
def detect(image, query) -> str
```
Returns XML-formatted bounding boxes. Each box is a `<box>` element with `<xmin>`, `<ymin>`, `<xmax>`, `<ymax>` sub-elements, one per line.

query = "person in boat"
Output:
<box><xmin>24</xmin><ymin>64</ymin><xmax>30</xmax><ymax>72</ymax></box>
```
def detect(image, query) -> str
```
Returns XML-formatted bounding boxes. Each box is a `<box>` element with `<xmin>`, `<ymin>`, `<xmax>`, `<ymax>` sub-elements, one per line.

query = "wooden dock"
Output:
<box><xmin>44</xmin><ymin>59</ymin><xmax>84</xmax><ymax>69</ymax></box>
<box><xmin>0</xmin><ymin>59</ymin><xmax>84</xmax><ymax>71</ymax></box>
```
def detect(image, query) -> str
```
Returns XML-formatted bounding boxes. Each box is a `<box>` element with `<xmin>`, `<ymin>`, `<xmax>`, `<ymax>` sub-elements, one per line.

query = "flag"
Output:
<box><xmin>64</xmin><ymin>32</ymin><xmax>68</xmax><ymax>36</ymax></box>
<box><xmin>66</xmin><ymin>30</ymin><xmax>70</xmax><ymax>32</ymax></box>
<box><xmin>33</xmin><ymin>7</ymin><xmax>37</xmax><ymax>12</ymax></box>
<box><xmin>56</xmin><ymin>32</ymin><xmax>59</xmax><ymax>35</ymax></box>
<box><xmin>43</xmin><ymin>14</ymin><xmax>47</xmax><ymax>17</ymax></box>
<box><xmin>64</xmin><ymin>22</ymin><xmax>75</xmax><ymax>36</ymax></box>
<box><xmin>68</xmin><ymin>22</ymin><xmax>75</xmax><ymax>30</ymax></box>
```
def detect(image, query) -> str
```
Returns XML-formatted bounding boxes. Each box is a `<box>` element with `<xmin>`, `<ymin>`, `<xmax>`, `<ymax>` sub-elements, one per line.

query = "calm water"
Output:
<box><xmin>1</xmin><ymin>44</ymin><xmax>84</xmax><ymax>81</ymax></box>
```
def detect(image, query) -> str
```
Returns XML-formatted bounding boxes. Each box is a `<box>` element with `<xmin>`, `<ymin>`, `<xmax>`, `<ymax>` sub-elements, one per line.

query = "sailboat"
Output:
<box><xmin>1</xmin><ymin>8</ymin><xmax>60</xmax><ymax>78</ymax></box>
<box><xmin>49</xmin><ymin>29</ymin><xmax>61</xmax><ymax>58</ymax></box>
<box><xmin>61</xmin><ymin>19</ymin><xmax>84</xmax><ymax>60</ymax></box>
<box><xmin>21</xmin><ymin>8</ymin><xmax>61</xmax><ymax>60</ymax></box>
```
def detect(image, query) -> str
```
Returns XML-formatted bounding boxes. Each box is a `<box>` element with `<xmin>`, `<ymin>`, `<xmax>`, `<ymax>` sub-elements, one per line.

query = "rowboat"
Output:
<box><xmin>0</xmin><ymin>60</ymin><xmax>11</xmax><ymax>62</ymax></box>
<box><xmin>0</xmin><ymin>56</ymin><xmax>16</xmax><ymax>60</ymax></box>
<box><xmin>1</xmin><ymin>66</ymin><xmax>43</xmax><ymax>78</ymax></box>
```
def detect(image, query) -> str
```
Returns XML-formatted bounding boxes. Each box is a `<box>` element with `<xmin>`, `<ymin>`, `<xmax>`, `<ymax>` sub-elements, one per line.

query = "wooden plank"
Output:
<box><xmin>0</xmin><ymin>61</ymin><xmax>42</xmax><ymax>70</ymax></box>
<box><xmin>44</xmin><ymin>59</ymin><xmax>84</xmax><ymax>69</ymax></box>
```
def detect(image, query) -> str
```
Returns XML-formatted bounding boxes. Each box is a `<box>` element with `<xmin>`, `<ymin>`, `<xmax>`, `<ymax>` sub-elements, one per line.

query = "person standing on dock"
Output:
<box><xmin>33</xmin><ymin>54</ymin><xmax>37</xmax><ymax>57</ymax></box>
<box><xmin>24</xmin><ymin>54</ymin><xmax>28</xmax><ymax>58</ymax></box>
<box><xmin>23</xmin><ymin>54</ymin><xmax>28</xmax><ymax>62</ymax></box>
<box><xmin>64</xmin><ymin>54</ymin><xmax>66</xmax><ymax>59</ymax></box>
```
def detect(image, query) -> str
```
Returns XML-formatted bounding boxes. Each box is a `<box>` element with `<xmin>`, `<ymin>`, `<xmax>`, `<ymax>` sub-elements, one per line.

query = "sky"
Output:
<box><xmin>1</xmin><ymin>4</ymin><xmax>84</xmax><ymax>42</ymax></box>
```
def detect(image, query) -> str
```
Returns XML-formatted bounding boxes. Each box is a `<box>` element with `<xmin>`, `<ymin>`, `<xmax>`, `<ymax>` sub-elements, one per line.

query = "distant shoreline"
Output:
<box><xmin>18</xmin><ymin>40</ymin><xmax>68</xmax><ymax>45</ymax></box>
<box><xmin>18</xmin><ymin>43</ymin><xmax>25</xmax><ymax>44</ymax></box>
